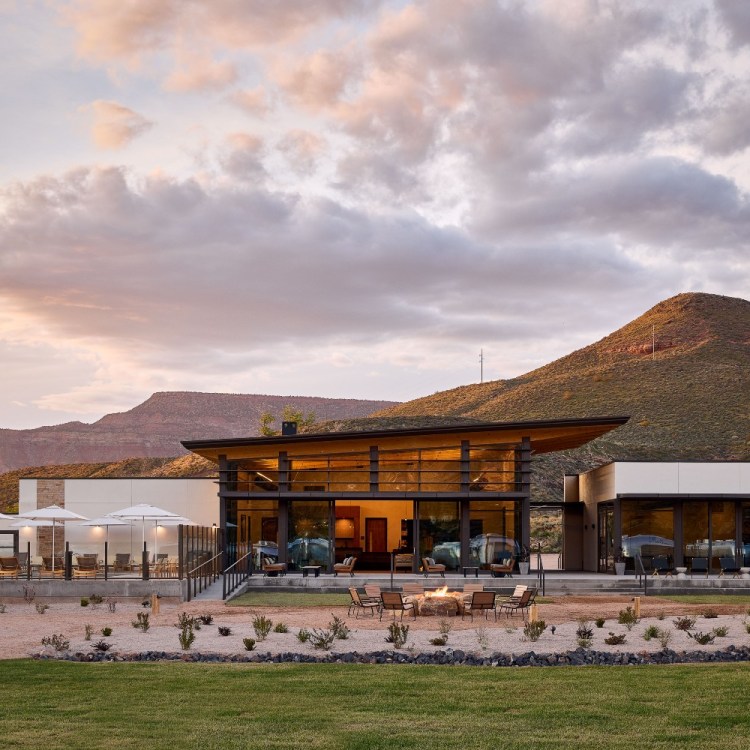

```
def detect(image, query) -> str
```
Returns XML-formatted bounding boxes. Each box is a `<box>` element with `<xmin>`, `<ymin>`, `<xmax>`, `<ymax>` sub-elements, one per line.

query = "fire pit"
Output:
<box><xmin>413</xmin><ymin>586</ymin><xmax>464</xmax><ymax>616</ymax></box>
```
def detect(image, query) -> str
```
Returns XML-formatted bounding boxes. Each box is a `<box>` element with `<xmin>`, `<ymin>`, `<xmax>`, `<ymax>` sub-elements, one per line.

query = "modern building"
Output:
<box><xmin>182</xmin><ymin>416</ymin><xmax>628</xmax><ymax>573</ymax></box>
<box><xmin>567</xmin><ymin>461</ymin><xmax>750</xmax><ymax>573</ymax></box>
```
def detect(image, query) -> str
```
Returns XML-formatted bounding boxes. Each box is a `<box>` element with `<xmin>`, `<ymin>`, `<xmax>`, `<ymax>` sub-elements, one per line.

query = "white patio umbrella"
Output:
<box><xmin>18</xmin><ymin>504</ymin><xmax>89</xmax><ymax>573</ymax></box>
<box><xmin>152</xmin><ymin>516</ymin><xmax>193</xmax><ymax>558</ymax></box>
<box><xmin>0</xmin><ymin>512</ymin><xmax>18</xmax><ymax>520</ymax></box>
<box><xmin>106</xmin><ymin>504</ymin><xmax>181</xmax><ymax>558</ymax></box>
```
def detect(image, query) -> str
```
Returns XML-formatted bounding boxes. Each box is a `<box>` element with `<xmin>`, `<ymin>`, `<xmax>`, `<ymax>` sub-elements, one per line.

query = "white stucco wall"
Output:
<box><xmin>600</xmin><ymin>462</ymin><xmax>750</xmax><ymax>496</ymax></box>
<box><xmin>8</xmin><ymin>478</ymin><xmax>218</xmax><ymax>560</ymax></box>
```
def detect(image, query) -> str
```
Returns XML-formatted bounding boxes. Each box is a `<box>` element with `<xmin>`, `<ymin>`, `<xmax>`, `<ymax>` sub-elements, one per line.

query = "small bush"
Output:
<box><xmin>429</xmin><ymin>635</ymin><xmax>448</xmax><ymax>646</ymax></box>
<box><xmin>617</xmin><ymin>606</ymin><xmax>638</xmax><ymax>630</ymax></box>
<box><xmin>712</xmin><ymin>625</ymin><xmax>729</xmax><ymax>637</ymax></box>
<box><xmin>0</xmin><ymin>603</ymin><xmax>6</xmax><ymax>614</ymax></box>
<box><xmin>297</xmin><ymin>628</ymin><xmax>311</xmax><ymax>643</ymax></box>
<box><xmin>84</xmin><ymin>624</ymin><xmax>93</xmax><ymax>641</ymax></box>
<box><xmin>80</xmin><ymin>598</ymin><xmax>89</xmax><ymax>607</ymax></box>
<box><xmin>385</xmin><ymin>622</ymin><xmax>410</xmax><ymax>649</ymax></box>
<box><xmin>656</xmin><ymin>629</ymin><xmax>672</xmax><ymax>649</ymax></box>
<box><xmin>643</xmin><ymin>625</ymin><xmax>660</xmax><ymax>641</ymax></box>
<box><xmin>702</xmin><ymin>609</ymin><xmax>719</xmax><ymax>619</ymax></box>
<box><xmin>178</xmin><ymin>623</ymin><xmax>195</xmax><ymax>650</ymax></box>
<box><xmin>475</xmin><ymin>627</ymin><xmax>489</xmax><ymax>650</ymax></box>
<box><xmin>23</xmin><ymin>585</ymin><xmax>35</xmax><ymax>604</ymax></box>
<box><xmin>328</xmin><ymin>614</ymin><xmax>350</xmax><ymax>640</ymax></box>
<box><xmin>673</xmin><ymin>616</ymin><xmax>696</xmax><ymax>631</ymax></box>
<box><xmin>89</xmin><ymin>594</ymin><xmax>103</xmax><ymax>610</ymax></box>
<box><xmin>522</xmin><ymin>620</ymin><xmax>546</xmax><ymax>642</ymax></box>
<box><xmin>309</xmin><ymin>628</ymin><xmax>336</xmax><ymax>650</ymax></box>
<box><xmin>594</xmin><ymin>617</ymin><xmax>605</xmax><ymax>628</ymax></box>
<box><xmin>576</xmin><ymin>620</ymin><xmax>593</xmax><ymax>640</ymax></box>
<box><xmin>198</xmin><ymin>614</ymin><xmax>214</xmax><ymax>625</ymax></box>
<box><xmin>35</xmin><ymin>603</ymin><xmax>49</xmax><ymax>615</ymax></box>
<box><xmin>745</xmin><ymin>623</ymin><xmax>750</xmax><ymax>635</ymax></box>
<box><xmin>243</xmin><ymin>637</ymin><xmax>256</xmax><ymax>651</ymax></box>
<box><xmin>92</xmin><ymin>640</ymin><xmax>111</xmax><ymax>652</ymax></box>
<box><xmin>604</xmin><ymin>632</ymin><xmax>626</xmax><ymax>645</ymax></box>
<box><xmin>688</xmin><ymin>631</ymin><xmax>715</xmax><ymax>645</ymax></box>
<box><xmin>438</xmin><ymin>619</ymin><xmax>453</xmax><ymax>637</ymax></box>
<box><xmin>252</xmin><ymin>615</ymin><xmax>273</xmax><ymax>641</ymax></box>
<box><xmin>41</xmin><ymin>634</ymin><xmax>69</xmax><ymax>652</ymax></box>
<box><xmin>273</xmin><ymin>622</ymin><xmax>288</xmax><ymax>633</ymax></box>
<box><xmin>577</xmin><ymin>637</ymin><xmax>592</xmax><ymax>649</ymax></box>
<box><xmin>656</xmin><ymin>611</ymin><xmax>665</xmax><ymax>621</ymax></box>
<box><xmin>218</xmin><ymin>626</ymin><xmax>232</xmax><ymax>637</ymax></box>
<box><xmin>107</xmin><ymin>599</ymin><xmax>117</xmax><ymax>613</ymax></box>
<box><xmin>101</xmin><ymin>627</ymin><xmax>113</xmax><ymax>637</ymax></box>
<box><xmin>132</xmin><ymin>612</ymin><xmax>150</xmax><ymax>632</ymax></box>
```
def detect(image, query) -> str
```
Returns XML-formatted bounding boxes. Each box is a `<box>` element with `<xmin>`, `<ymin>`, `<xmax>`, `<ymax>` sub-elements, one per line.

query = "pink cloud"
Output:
<box><xmin>82</xmin><ymin>100</ymin><xmax>153</xmax><ymax>149</ymax></box>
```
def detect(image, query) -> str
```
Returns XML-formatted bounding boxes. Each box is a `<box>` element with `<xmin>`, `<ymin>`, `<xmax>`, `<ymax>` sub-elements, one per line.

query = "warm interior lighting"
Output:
<box><xmin>335</xmin><ymin>518</ymin><xmax>355</xmax><ymax>539</ymax></box>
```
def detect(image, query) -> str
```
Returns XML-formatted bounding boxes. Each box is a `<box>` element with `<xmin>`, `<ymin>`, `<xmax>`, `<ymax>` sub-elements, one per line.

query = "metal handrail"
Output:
<box><xmin>186</xmin><ymin>550</ymin><xmax>223</xmax><ymax>602</ymax></box>
<box><xmin>222</xmin><ymin>550</ymin><xmax>253</xmax><ymax>600</ymax></box>
<box><xmin>634</xmin><ymin>553</ymin><xmax>648</xmax><ymax>595</ymax></box>
<box><xmin>536</xmin><ymin>548</ymin><xmax>545</xmax><ymax>596</ymax></box>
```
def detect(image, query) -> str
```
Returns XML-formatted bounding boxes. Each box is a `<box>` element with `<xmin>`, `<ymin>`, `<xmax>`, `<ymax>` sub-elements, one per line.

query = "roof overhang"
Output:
<box><xmin>182</xmin><ymin>415</ymin><xmax>629</xmax><ymax>463</ymax></box>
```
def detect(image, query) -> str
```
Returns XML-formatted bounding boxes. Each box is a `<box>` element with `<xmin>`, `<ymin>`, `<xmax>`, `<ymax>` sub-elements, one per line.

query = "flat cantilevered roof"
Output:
<box><xmin>182</xmin><ymin>415</ymin><xmax>629</xmax><ymax>462</ymax></box>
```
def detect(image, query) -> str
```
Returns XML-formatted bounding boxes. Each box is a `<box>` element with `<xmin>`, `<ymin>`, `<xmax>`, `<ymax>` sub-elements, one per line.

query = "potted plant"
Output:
<box><xmin>614</xmin><ymin>547</ymin><xmax>626</xmax><ymax>576</ymax></box>
<box><xmin>518</xmin><ymin>545</ymin><xmax>530</xmax><ymax>576</ymax></box>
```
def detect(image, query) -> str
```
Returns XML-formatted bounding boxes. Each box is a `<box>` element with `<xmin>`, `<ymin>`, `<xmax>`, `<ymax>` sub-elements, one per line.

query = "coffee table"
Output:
<box><xmin>301</xmin><ymin>565</ymin><xmax>322</xmax><ymax>577</ymax></box>
<box><xmin>462</xmin><ymin>566</ymin><xmax>479</xmax><ymax>578</ymax></box>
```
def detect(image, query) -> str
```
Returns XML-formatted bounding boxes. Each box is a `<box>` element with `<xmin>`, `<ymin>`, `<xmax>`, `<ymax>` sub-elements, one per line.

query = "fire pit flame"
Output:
<box><xmin>424</xmin><ymin>585</ymin><xmax>450</xmax><ymax>598</ymax></box>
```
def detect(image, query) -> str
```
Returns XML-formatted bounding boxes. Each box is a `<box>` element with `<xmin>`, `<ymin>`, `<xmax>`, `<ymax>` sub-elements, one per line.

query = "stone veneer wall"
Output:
<box><xmin>36</xmin><ymin>480</ymin><xmax>65</xmax><ymax>558</ymax></box>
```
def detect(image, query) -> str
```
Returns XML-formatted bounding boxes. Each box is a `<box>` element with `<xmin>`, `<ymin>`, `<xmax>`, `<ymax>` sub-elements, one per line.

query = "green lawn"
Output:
<box><xmin>2</xmin><ymin>661</ymin><xmax>750</xmax><ymax>749</ymax></box>
<box><xmin>228</xmin><ymin>592</ymin><xmax>350</xmax><ymax>607</ymax></box>
<box><xmin>655</xmin><ymin>594</ymin><xmax>750</xmax><ymax>606</ymax></box>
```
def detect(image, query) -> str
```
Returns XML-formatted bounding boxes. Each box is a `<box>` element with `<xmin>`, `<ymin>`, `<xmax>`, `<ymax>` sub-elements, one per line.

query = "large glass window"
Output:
<box><xmin>469</xmin><ymin>445</ymin><xmax>518</xmax><ymax>492</ymax></box>
<box><xmin>234</xmin><ymin>499</ymin><xmax>279</xmax><ymax>568</ymax></box>
<box><xmin>288</xmin><ymin>500</ymin><xmax>331</xmax><ymax>570</ymax></box>
<box><xmin>621</xmin><ymin>500</ymin><xmax>674</xmax><ymax>571</ymax></box>
<box><xmin>743</xmin><ymin>504</ymin><xmax>750</xmax><ymax>567</ymax></box>
<box><xmin>418</xmin><ymin>501</ymin><xmax>459</xmax><ymax>571</ymax></box>
<box><xmin>683</xmin><ymin>501</ymin><xmax>736</xmax><ymax>573</ymax></box>
<box><xmin>469</xmin><ymin>500</ymin><xmax>520</xmax><ymax>568</ymax></box>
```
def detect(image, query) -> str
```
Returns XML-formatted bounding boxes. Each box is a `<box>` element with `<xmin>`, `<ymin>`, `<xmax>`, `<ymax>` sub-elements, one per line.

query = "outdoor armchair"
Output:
<box><xmin>73</xmin><ymin>555</ymin><xmax>100</xmax><ymax>578</ymax></box>
<box><xmin>462</xmin><ymin>590</ymin><xmax>496</xmax><ymax>621</ymax></box>
<box><xmin>393</xmin><ymin>553</ymin><xmax>414</xmax><ymax>572</ymax></box>
<box><xmin>380</xmin><ymin>591</ymin><xmax>416</xmax><ymax>620</ymax></box>
<box><xmin>261</xmin><ymin>556</ymin><xmax>287</xmax><ymax>576</ymax></box>
<box><xmin>497</xmin><ymin>588</ymin><xmax>534</xmax><ymax>620</ymax></box>
<box><xmin>333</xmin><ymin>556</ymin><xmax>357</xmax><ymax>577</ymax></box>
<box><xmin>41</xmin><ymin>556</ymin><xmax>65</xmax><ymax>576</ymax></box>
<box><xmin>421</xmin><ymin>557</ymin><xmax>446</xmax><ymax>577</ymax></box>
<box><xmin>0</xmin><ymin>556</ymin><xmax>20</xmax><ymax>578</ymax></box>
<box><xmin>719</xmin><ymin>557</ymin><xmax>741</xmax><ymax>578</ymax></box>
<box><xmin>114</xmin><ymin>553</ymin><xmax>132</xmax><ymax>572</ymax></box>
<box><xmin>651</xmin><ymin>555</ymin><xmax>673</xmax><ymax>576</ymax></box>
<box><xmin>690</xmin><ymin>558</ymin><xmax>708</xmax><ymax>577</ymax></box>
<box><xmin>489</xmin><ymin>557</ymin><xmax>514</xmax><ymax>577</ymax></box>
<box><xmin>348</xmin><ymin>587</ymin><xmax>380</xmax><ymax>618</ymax></box>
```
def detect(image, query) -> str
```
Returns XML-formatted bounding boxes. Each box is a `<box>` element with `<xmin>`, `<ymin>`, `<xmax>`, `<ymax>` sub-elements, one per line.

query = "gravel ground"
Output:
<box><xmin>2</xmin><ymin>595</ymin><xmax>749</xmax><ymax>660</ymax></box>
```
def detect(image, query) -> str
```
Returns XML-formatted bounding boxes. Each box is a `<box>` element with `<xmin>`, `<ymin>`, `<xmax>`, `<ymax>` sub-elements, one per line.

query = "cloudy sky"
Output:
<box><xmin>1</xmin><ymin>0</ymin><xmax>749</xmax><ymax>430</ymax></box>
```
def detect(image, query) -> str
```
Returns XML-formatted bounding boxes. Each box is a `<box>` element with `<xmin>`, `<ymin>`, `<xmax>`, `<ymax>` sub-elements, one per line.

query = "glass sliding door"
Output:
<box><xmin>469</xmin><ymin>500</ymin><xmax>520</xmax><ymax>569</ymax></box>
<box><xmin>621</xmin><ymin>500</ymin><xmax>674</xmax><ymax>572</ymax></box>
<box><xmin>236</xmin><ymin>499</ymin><xmax>279</xmax><ymax>568</ymax></box>
<box><xmin>598</xmin><ymin>504</ymin><xmax>614</xmax><ymax>572</ymax></box>
<box><xmin>683</xmin><ymin>501</ymin><xmax>736</xmax><ymax>574</ymax></box>
<box><xmin>418</xmin><ymin>501</ymin><xmax>459</xmax><ymax>571</ymax></box>
<box><xmin>288</xmin><ymin>500</ymin><xmax>331</xmax><ymax>571</ymax></box>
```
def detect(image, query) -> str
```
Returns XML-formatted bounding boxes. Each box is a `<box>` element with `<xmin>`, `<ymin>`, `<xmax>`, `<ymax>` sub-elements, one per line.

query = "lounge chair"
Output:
<box><xmin>348</xmin><ymin>587</ymin><xmax>380</xmax><ymax>618</ymax></box>
<box><xmin>333</xmin><ymin>556</ymin><xmax>357</xmax><ymax>577</ymax></box>
<box><xmin>719</xmin><ymin>556</ymin><xmax>741</xmax><ymax>578</ymax></box>
<box><xmin>114</xmin><ymin>553</ymin><xmax>132</xmax><ymax>572</ymax></box>
<box><xmin>489</xmin><ymin>557</ymin><xmax>514</xmax><ymax>577</ymax></box>
<box><xmin>651</xmin><ymin>555</ymin><xmax>673</xmax><ymax>576</ymax></box>
<box><xmin>497</xmin><ymin>588</ymin><xmax>534</xmax><ymax>620</ymax></box>
<box><xmin>462</xmin><ymin>590</ymin><xmax>496</xmax><ymax>621</ymax></box>
<box><xmin>41</xmin><ymin>556</ymin><xmax>64</xmax><ymax>577</ymax></box>
<box><xmin>0</xmin><ymin>556</ymin><xmax>21</xmax><ymax>579</ymax></box>
<box><xmin>73</xmin><ymin>555</ymin><xmax>100</xmax><ymax>578</ymax></box>
<box><xmin>393</xmin><ymin>553</ymin><xmax>414</xmax><ymax>572</ymax></box>
<box><xmin>690</xmin><ymin>558</ymin><xmax>708</xmax><ymax>577</ymax></box>
<box><xmin>380</xmin><ymin>591</ymin><xmax>416</xmax><ymax>620</ymax></box>
<box><xmin>421</xmin><ymin>557</ymin><xmax>446</xmax><ymax>577</ymax></box>
<box><xmin>261</xmin><ymin>556</ymin><xmax>286</xmax><ymax>577</ymax></box>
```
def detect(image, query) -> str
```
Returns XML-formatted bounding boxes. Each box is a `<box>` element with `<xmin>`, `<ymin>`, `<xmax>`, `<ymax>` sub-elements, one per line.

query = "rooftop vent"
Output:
<box><xmin>281</xmin><ymin>421</ymin><xmax>298</xmax><ymax>436</ymax></box>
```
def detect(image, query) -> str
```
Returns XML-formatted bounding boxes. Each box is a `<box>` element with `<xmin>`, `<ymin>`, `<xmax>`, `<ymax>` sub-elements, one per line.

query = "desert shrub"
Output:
<box><xmin>23</xmin><ymin>585</ymin><xmax>35</xmax><ymax>604</ymax></box>
<box><xmin>617</xmin><ymin>606</ymin><xmax>638</xmax><ymax>630</ymax></box>
<box><xmin>178</xmin><ymin>623</ymin><xmax>195</xmax><ymax>650</ymax></box>
<box><xmin>252</xmin><ymin>615</ymin><xmax>273</xmax><ymax>641</ymax></box>
<box><xmin>604</xmin><ymin>632</ymin><xmax>626</xmax><ymax>645</ymax></box>
<box><xmin>745</xmin><ymin>623</ymin><xmax>750</xmax><ymax>635</ymax></box>
<box><xmin>218</xmin><ymin>626</ymin><xmax>232</xmax><ymax>637</ymax></box>
<box><xmin>385</xmin><ymin>622</ymin><xmax>410</xmax><ymax>649</ymax></box>
<box><xmin>107</xmin><ymin>599</ymin><xmax>117</xmax><ymax>613</ymax></box>
<box><xmin>132</xmin><ymin>612</ymin><xmax>150</xmax><ymax>632</ymax></box>
<box><xmin>198</xmin><ymin>614</ymin><xmax>213</xmax><ymax>625</ymax></box>
<box><xmin>577</xmin><ymin>637</ymin><xmax>592</xmax><ymax>649</ymax></box>
<box><xmin>643</xmin><ymin>625</ymin><xmax>660</xmax><ymax>641</ymax></box>
<box><xmin>657</xmin><ymin>629</ymin><xmax>672</xmax><ymax>649</ymax></box>
<box><xmin>80</xmin><ymin>598</ymin><xmax>89</xmax><ymax>607</ymax></box>
<box><xmin>429</xmin><ymin>635</ymin><xmax>448</xmax><ymax>646</ymax></box>
<box><xmin>243</xmin><ymin>638</ymin><xmax>256</xmax><ymax>651</ymax></box>
<box><xmin>576</xmin><ymin>620</ymin><xmax>593</xmax><ymax>639</ymax></box>
<box><xmin>522</xmin><ymin>620</ymin><xmax>546</xmax><ymax>642</ymax></box>
<box><xmin>673</xmin><ymin>616</ymin><xmax>696</xmax><ymax>631</ymax></box>
<box><xmin>0</xmin><ymin>603</ymin><xmax>6</xmax><ymax>614</ymax></box>
<box><xmin>438</xmin><ymin>619</ymin><xmax>453</xmax><ymax>637</ymax></box>
<box><xmin>92</xmin><ymin>640</ymin><xmax>111</xmax><ymax>652</ymax></box>
<box><xmin>702</xmin><ymin>609</ymin><xmax>719</xmax><ymax>619</ymax></box>
<box><xmin>594</xmin><ymin>617</ymin><xmax>605</xmax><ymax>628</ymax></box>
<box><xmin>84</xmin><ymin>624</ymin><xmax>93</xmax><ymax>641</ymax></box>
<box><xmin>328</xmin><ymin>614</ymin><xmax>350</xmax><ymax>640</ymax></box>
<box><xmin>175</xmin><ymin>612</ymin><xmax>196</xmax><ymax>629</ymax></box>
<box><xmin>656</xmin><ymin>611</ymin><xmax>665</xmax><ymax>621</ymax></box>
<box><xmin>41</xmin><ymin>634</ymin><xmax>69</xmax><ymax>652</ymax></box>
<box><xmin>101</xmin><ymin>627</ymin><xmax>113</xmax><ymax>637</ymax></box>
<box><xmin>273</xmin><ymin>622</ymin><xmax>288</xmax><ymax>633</ymax></box>
<box><xmin>309</xmin><ymin>628</ymin><xmax>336</xmax><ymax>650</ymax></box>
<box><xmin>296</xmin><ymin>628</ymin><xmax>311</xmax><ymax>643</ymax></box>
<box><xmin>35</xmin><ymin>603</ymin><xmax>49</xmax><ymax>615</ymax></box>
<box><xmin>475</xmin><ymin>627</ymin><xmax>489</xmax><ymax>650</ymax></box>
<box><xmin>712</xmin><ymin>625</ymin><xmax>729</xmax><ymax>637</ymax></box>
<box><xmin>688</xmin><ymin>631</ymin><xmax>715</xmax><ymax>645</ymax></box>
<box><xmin>89</xmin><ymin>594</ymin><xmax>103</xmax><ymax>609</ymax></box>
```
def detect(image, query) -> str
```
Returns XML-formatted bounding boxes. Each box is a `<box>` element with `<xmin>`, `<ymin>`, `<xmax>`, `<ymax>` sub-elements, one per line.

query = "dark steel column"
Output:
<box><xmin>520</xmin><ymin>437</ymin><xmax>532</xmax><ymax>553</ymax></box>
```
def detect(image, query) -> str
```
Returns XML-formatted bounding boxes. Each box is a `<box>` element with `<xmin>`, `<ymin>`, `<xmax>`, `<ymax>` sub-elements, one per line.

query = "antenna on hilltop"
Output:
<box><xmin>479</xmin><ymin>349</ymin><xmax>484</xmax><ymax>383</ymax></box>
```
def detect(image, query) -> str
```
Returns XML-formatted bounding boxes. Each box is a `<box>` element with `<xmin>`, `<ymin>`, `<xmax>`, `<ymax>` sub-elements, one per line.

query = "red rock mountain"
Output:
<box><xmin>0</xmin><ymin>392</ymin><xmax>399</xmax><ymax>473</ymax></box>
